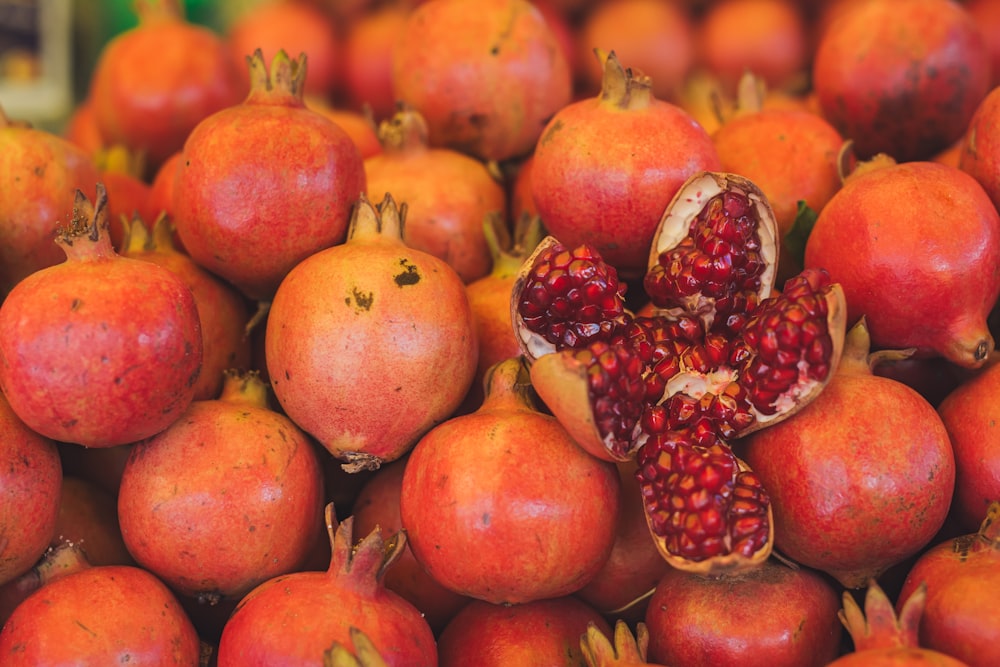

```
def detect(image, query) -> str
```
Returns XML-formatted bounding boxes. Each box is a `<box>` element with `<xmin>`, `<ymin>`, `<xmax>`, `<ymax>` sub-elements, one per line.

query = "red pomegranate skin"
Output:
<box><xmin>812</xmin><ymin>0</ymin><xmax>991</xmax><ymax>162</ymax></box>
<box><xmin>0</xmin><ymin>394</ymin><xmax>62</xmax><ymax>587</ymax></box>
<box><xmin>738</xmin><ymin>325</ymin><xmax>957</xmax><ymax>589</ymax></box>
<box><xmin>173</xmin><ymin>51</ymin><xmax>366</xmax><ymax>301</ymax></box>
<box><xmin>117</xmin><ymin>371</ymin><xmax>325</xmax><ymax>602</ymax></box>
<box><xmin>0</xmin><ymin>114</ymin><xmax>101</xmax><ymax>296</ymax></box>
<box><xmin>0</xmin><ymin>564</ymin><xmax>202</xmax><ymax>665</ymax></box>
<box><xmin>399</xmin><ymin>358</ymin><xmax>621</xmax><ymax>605</ymax></box>
<box><xmin>645</xmin><ymin>559</ymin><xmax>843</xmax><ymax>667</ymax></box>
<box><xmin>936</xmin><ymin>361</ymin><xmax>1000</xmax><ymax>532</ymax></box>
<box><xmin>804</xmin><ymin>161</ymin><xmax>1000</xmax><ymax>369</ymax></box>
<box><xmin>437</xmin><ymin>596</ymin><xmax>613</xmax><ymax>667</ymax></box>
<box><xmin>959</xmin><ymin>85</ymin><xmax>1000</xmax><ymax>213</ymax></box>
<box><xmin>53</xmin><ymin>476</ymin><xmax>134</xmax><ymax>568</ymax></box>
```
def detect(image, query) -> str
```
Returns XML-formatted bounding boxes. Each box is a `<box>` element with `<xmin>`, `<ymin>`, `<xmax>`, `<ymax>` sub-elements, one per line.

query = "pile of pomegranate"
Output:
<box><xmin>2</xmin><ymin>0</ymin><xmax>1000</xmax><ymax>664</ymax></box>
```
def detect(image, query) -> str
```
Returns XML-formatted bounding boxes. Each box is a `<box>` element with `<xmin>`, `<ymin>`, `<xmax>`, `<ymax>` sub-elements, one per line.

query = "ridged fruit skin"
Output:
<box><xmin>739</xmin><ymin>324</ymin><xmax>956</xmax><ymax>589</ymax></box>
<box><xmin>117</xmin><ymin>371</ymin><xmax>326</xmax><ymax>603</ymax></box>
<box><xmin>0</xmin><ymin>564</ymin><xmax>202</xmax><ymax>665</ymax></box>
<box><xmin>391</xmin><ymin>0</ymin><xmax>573</xmax><ymax>162</ymax></box>
<box><xmin>936</xmin><ymin>361</ymin><xmax>1000</xmax><ymax>531</ymax></box>
<box><xmin>896</xmin><ymin>505</ymin><xmax>1000</xmax><ymax>667</ymax></box>
<box><xmin>0</xmin><ymin>114</ymin><xmax>100</xmax><ymax>296</ymax></box>
<box><xmin>173</xmin><ymin>50</ymin><xmax>366</xmax><ymax>301</ymax></box>
<box><xmin>265</xmin><ymin>195</ymin><xmax>478</xmax><ymax>470</ymax></box>
<box><xmin>0</xmin><ymin>394</ymin><xmax>62</xmax><ymax>587</ymax></box>
<box><xmin>437</xmin><ymin>596</ymin><xmax>612</xmax><ymax>667</ymax></box>
<box><xmin>812</xmin><ymin>0</ymin><xmax>991</xmax><ymax>162</ymax></box>
<box><xmin>400</xmin><ymin>358</ymin><xmax>621</xmax><ymax>605</ymax></box>
<box><xmin>804</xmin><ymin>161</ymin><xmax>1000</xmax><ymax>369</ymax></box>
<box><xmin>644</xmin><ymin>559</ymin><xmax>843</xmax><ymax>667</ymax></box>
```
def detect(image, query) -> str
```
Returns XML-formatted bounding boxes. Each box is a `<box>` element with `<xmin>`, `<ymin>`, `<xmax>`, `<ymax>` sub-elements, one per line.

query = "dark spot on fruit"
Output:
<box><xmin>70</xmin><ymin>298</ymin><xmax>82</xmax><ymax>311</ymax></box>
<box><xmin>539</xmin><ymin>119</ymin><xmax>564</xmax><ymax>146</ymax></box>
<box><xmin>61</xmin><ymin>418</ymin><xmax>78</xmax><ymax>428</ymax></box>
<box><xmin>395</xmin><ymin>386</ymin><xmax>402</xmax><ymax>392</ymax></box>
<box><xmin>490</xmin><ymin>45</ymin><xmax>500</xmax><ymax>56</ymax></box>
<box><xmin>284</xmin><ymin>370</ymin><xmax>291</xmax><ymax>380</ymax></box>
<box><xmin>394</xmin><ymin>260</ymin><xmax>420</xmax><ymax>286</ymax></box>
<box><xmin>349</xmin><ymin>287</ymin><xmax>374</xmax><ymax>310</ymax></box>
<box><xmin>34</xmin><ymin>165</ymin><xmax>44</xmax><ymax>177</ymax></box>
<box><xmin>482</xmin><ymin>512</ymin><xmax>490</xmax><ymax>525</ymax></box>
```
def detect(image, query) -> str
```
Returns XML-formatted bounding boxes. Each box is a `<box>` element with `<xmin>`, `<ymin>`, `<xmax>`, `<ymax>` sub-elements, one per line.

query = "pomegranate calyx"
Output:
<box><xmin>484</xmin><ymin>211</ymin><xmax>544</xmax><ymax>281</ymax></box>
<box><xmin>134</xmin><ymin>0</ymin><xmax>185</xmax><ymax>23</ymax></box>
<box><xmin>481</xmin><ymin>356</ymin><xmax>540</xmax><ymax>414</ymax></box>
<box><xmin>840</xmin><ymin>579</ymin><xmax>923</xmax><ymax>651</ymax></box>
<box><xmin>843</xmin><ymin>317</ymin><xmax>917</xmax><ymax>374</ymax></box>
<box><xmin>217</xmin><ymin>369</ymin><xmax>269</xmax><ymax>408</ymax></box>
<box><xmin>580</xmin><ymin>620</ymin><xmax>656</xmax><ymax>667</ymax></box>
<box><xmin>376</xmin><ymin>103</ymin><xmax>430</xmax><ymax>153</ymax></box>
<box><xmin>323</xmin><ymin>627</ymin><xmax>391</xmax><ymax>667</ymax></box>
<box><xmin>347</xmin><ymin>192</ymin><xmax>408</xmax><ymax>244</ymax></box>
<box><xmin>56</xmin><ymin>185</ymin><xmax>117</xmax><ymax>261</ymax></box>
<box><xmin>326</xmin><ymin>505</ymin><xmax>405</xmax><ymax>594</ymax></box>
<box><xmin>245</xmin><ymin>48</ymin><xmax>308</xmax><ymax>106</ymax></box>
<box><xmin>596</xmin><ymin>49</ymin><xmax>653</xmax><ymax>111</ymax></box>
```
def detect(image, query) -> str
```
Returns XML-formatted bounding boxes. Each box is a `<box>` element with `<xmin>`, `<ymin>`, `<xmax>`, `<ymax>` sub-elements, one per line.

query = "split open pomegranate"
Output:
<box><xmin>511</xmin><ymin>170</ymin><xmax>847</xmax><ymax>575</ymax></box>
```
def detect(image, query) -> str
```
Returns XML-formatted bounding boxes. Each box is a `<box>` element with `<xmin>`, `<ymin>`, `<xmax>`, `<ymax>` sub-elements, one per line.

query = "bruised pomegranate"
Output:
<box><xmin>644</xmin><ymin>558</ymin><xmax>843</xmax><ymax>667</ymax></box>
<box><xmin>896</xmin><ymin>503</ymin><xmax>1000</xmax><ymax>667</ymax></box>
<box><xmin>216</xmin><ymin>505</ymin><xmax>437</xmax><ymax>667</ymax></box>
<box><xmin>739</xmin><ymin>320</ymin><xmax>956</xmax><ymax>588</ymax></box>
<box><xmin>0</xmin><ymin>393</ymin><xmax>61</xmax><ymax>587</ymax></box>
<box><xmin>391</xmin><ymin>0</ymin><xmax>573</xmax><ymax>162</ymax></box>
<box><xmin>437</xmin><ymin>596</ymin><xmax>612</xmax><ymax>667</ymax></box>
<box><xmin>828</xmin><ymin>580</ymin><xmax>971</xmax><ymax>666</ymax></box>
<box><xmin>0</xmin><ymin>107</ymin><xmax>100</xmax><ymax>296</ymax></box>
<box><xmin>266</xmin><ymin>193</ymin><xmax>478</xmax><ymax>470</ymax></box>
<box><xmin>0</xmin><ymin>186</ymin><xmax>203</xmax><ymax>447</ymax></box>
<box><xmin>400</xmin><ymin>357</ymin><xmax>621</xmax><ymax>604</ymax></box>
<box><xmin>117</xmin><ymin>369</ymin><xmax>324</xmax><ymax>604</ymax></box>
<box><xmin>0</xmin><ymin>560</ymin><xmax>202</xmax><ymax>665</ymax></box>
<box><xmin>531</xmin><ymin>50</ymin><xmax>721</xmax><ymax>277</ymax></box>
<box><xmin>173</xmin><ymin>48</ymin><xmax>366</xmax><ymax>301</ymax></box>
<box><xmin>812</xmin><ymin>0</ymin><xmax>991</xmax><ymax>162</ymax></box>
<box><xmin>804</xmin><ymin>158</ymin><xmax>1000</xmax><ymax>368</ymax></box>
<box><xmin>511</xmin><ymin>170</ymin><xmax>847</xmax><ymax>575</ymax></box>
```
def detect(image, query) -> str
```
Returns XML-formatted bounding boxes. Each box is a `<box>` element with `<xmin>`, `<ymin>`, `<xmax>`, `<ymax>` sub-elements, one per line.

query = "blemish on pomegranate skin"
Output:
<box><xmin>539</xmin><ymin>119</ymin><xmax>563</xmax><ymax>146</ymax></box>
<box><xmin>348</xmin><ymin>288</ymin><xmax>374</xmax><ymax>311</ymax></box>
<box><xmin>394</xmin><ymin>260</ymin><xmax>420</xmax><ymax>286</ymax></box>
<box><xmin>70</xmin><ymin>298</ymin><xmax>82</xmax><ymax>311</ymax></box>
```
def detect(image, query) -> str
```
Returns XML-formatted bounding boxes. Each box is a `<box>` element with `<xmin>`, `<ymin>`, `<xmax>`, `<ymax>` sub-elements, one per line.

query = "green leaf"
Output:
<box><xmin>783</xmin><ymin>201</ymin><xmax>818</xmax><ymax>268</ymax></box>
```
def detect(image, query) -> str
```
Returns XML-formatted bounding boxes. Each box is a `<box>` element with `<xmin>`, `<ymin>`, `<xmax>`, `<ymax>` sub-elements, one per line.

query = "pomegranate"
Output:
<box><xmin>644</xmin><ymin>558</ymin><xmax>843</xmax><ymax>666</ymax></box>
<box><xmin>965</xmin><ymin>0</ymin><xmax>1000</xmax><ymax>88</ymax></box>
<box><xmin>117</xmin><ymin>369</ymin><xmax>325</xmax><ymax>604</ymax></box>
<box><xmin>87</xmin><ymin>0</ymin><xmax>244</xmax><ymax>173</ymax></box>
<box><xmin>0</xmin><ymin>185</ymin><xmax>203</xmax><ymax>447</ymax></box>
<box><xmin>0</xmin><ymin>560</ymin><xmax>202</xmax><ymax>665</ymax></box>
<box><xmin>266</xmin><ymin>193</ymin><xmax>478</xmax><ymax>471</ymax></box>
<box><xmin>306</xmin><ymin>97</ymin><xmax>383</xmax><ymax>159</ymax></box>
<box><xmin>436</xmin><ymin>596</ymin><xmax>612</xmax><ymax>667</ymax></box>
<box><xmin>364</xmin><ymin>104</ymin><xmax>507</xmax><ymax>283</ymax></box>
<box><xmin>399</xmin><ymin>356</ymin><xmax>621</xmax><ymax>604</ymax></box>
<box><xmin>530</xmin><ymin>50</ymin><xmax>722</xmax><ymax>277</ymax></box>
<box><xmin>936</xmin><ymin>360</ymin><xmax>1000</xmax><ymax>532</ymax></box>
<box><xmin>62</xmin><ymin>97</ymin><xmax>105</xmax><ymax>157</ymax></box>
<box><xmin>391</xmin><ymin>0</ymin><xmax>573</xmax><ymax>162</ymax></box>
<box><xmin>0</xmin><ymin>393</ymin><xmax>62</xmax><ymax>587</ymax></box>
<box><xmin>120</xmin><ymin>214</ymin><xmax>252</xmax><ymax>400</ymax></box>
<box><xmin>812</xmin><ymin>0</ymin><xmax>991</xmax><ymax>162</ymax></box>
<box><xmin>324</xmin><ymin>627</ymin><xmax>393</xmax><ymax>667</ymax></box>
<box><xmin>511</xmin><ymin>170</ymin><xmax>847</xmax><ymax>574</ymax></box>
<box><xmin>805</xmin><ymin>157</ymin><xmax>1000</xmax><ymax>369</ymax></box>
<box><xmin>53</xmin><ymin>476</ymin><xmax>133</xmax><ymax>568</ymax></box>
<box><xmin>92</xmin><ymin>144</ymin><xmax>156</xmax><ymax>251</ymax></box>
<box><xmin>896</xmin><ymin>502</ymin><xmax>1000</xmax><ymax>667</ymax></box>
<box><xmin>351</xmin><ymin>457</ymin><xmax>470</xmax><ymax>633</ymax></box>
<box><xmin>57</xmin><ymin>441</ymin><xmax>132</xmax><ymax>500</ymax></box>
<box><xmin>173</xmin><ymin>48</ymin><xmax>366</xmax><ymax>302</ymax></box>
<box><xmin>582</xmin><ymin>620</ymin><xmax>667</xmax><ymax>667</ymax></box>
<box><xmin>216</xmin><ymin>504</ymin><xmax>437</xmax><ymax>666</ymax></box>
<box><xmin>0</xmin><ymin>106</ymin><xmax>101</xmax><ymax>296</ymax></box>
<box><xmin>698</xmin><ymin>0</ymin><xmax>810</xmax><ymax>96</ymax></box>
<box><xmin>739</xmin><ymin>319</ymin><xmax>956</xmax><ymax>588</ymax></box>
<box><xmin>828</xmin><ymin>580</ymin><xmax>971</xmax><ymax>666</ymax></box>
<box><xmin>342</xmin><ymin>3</ymin><xmax>409</xmax><ymax>121</ymax></box>
<box><xmin>226</xmin><ymin>0</ymin><xmax>343</xmax><ymax>100</ymax></box>
<box><xmin>574</xmin><ymin>0</ymin><xmax>696</xmax><ymax>102</ymax></box>
<box><xmin>958</xmin><ymin>85</ymin><xmax>1000</xmax><ymax>213</ymax></box>
<box><xmin>0</xmin><ymin>541</ymin><xmax>91</xmax><ymax>627</ymax></box>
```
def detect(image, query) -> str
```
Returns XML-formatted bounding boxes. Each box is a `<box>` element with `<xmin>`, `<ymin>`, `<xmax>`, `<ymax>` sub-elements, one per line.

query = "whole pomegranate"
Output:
<box><xmin>812</xmin><ymin>0</ymin><xmax>991</xmax><ymax>162</ymax></box>
<box><xmin>117</xmin><ymin>370</ymin><xmax>325</xmax><ymax>604</ymax></box>
<box><xmin>958</xmin><ymin>85</ymin><xmax>1000</xmax><ymax>213</ymax></box>
<box><xmin>342</xmin><ymin>3</ymin><xmax>409</xmax><ymax>121</ymax></box>
<box><xmin>87</xmin><ymin>0</ymin><xmax>244</xmax><ymax>173</ymax></box>
<box><xmin>400</xmin><ymin>357</ymin><xmax>621</xmax><ymax>604</ymax></box>
<box><xmin>936</xmin><ymin>361</ymin><xmax>1000</xmax><ymax>532</ymax></box>
<box><xmin>173</xmin><ymin>49</ymin><xmax>366</xmax><ymax>301</ymax></box>
<box><xmin>0</xmin><ymin>107</ymin><xmax>100</xmax><ymax>296</ymax></box>
<box><xmin>828</xmin><ymin>580</ymin><xmax>971</xmax><ymax>666</ymax></box>
<box><xmin>392</xmin><ymin>0</ymin><xmax>573</xmax><ymax>162</ymax></box>
<box><xmin>738</xmin><ymin>320</ymin><xmax>956</xmax><ymax>588</ymax></box>
<box><xmin>0</xmin><ymin>393</ymin><xmax>62</xmax><ymax>587</ymax></box>
<box><xmin>0</xmin><ymin>560</ymin><xmax>202</xmax><ymax>665</ymax></box>
<box><xmin>436</xmin><ymin>596</ymin><xmax>612</xmax><ymax>667</ymax></box>
<box><xmin>895</xmin><ymin>502</ymin><xmax>1000</xmax><ymax>667</ymax></box>
<box><xmin>644</xmin><ymin>558</ymin><xmax>843</xmax><ymax>666</ymax></box>
<box><xmin>531</xmin><ymin>50</ymin><xmax>721</xmax><ymax>277</ymax></box>
<box><xmin>266</xmin><ymin>193</ymin><xmax>478</xmax><ymax>470</ymax></box>
<box><xmin>0</xmin><ymin>186</ymin><xmax>203</xmax><ymax>447</ymax></box>
<box><xmin>216</xmin><ymin>505</ymin><xmax>437</xmax><ymax>667</ymax></box>
<box><xmin>804</xmin><ymin>158</ymin><xmax>1000</xmax><ymax>369</ymax></box>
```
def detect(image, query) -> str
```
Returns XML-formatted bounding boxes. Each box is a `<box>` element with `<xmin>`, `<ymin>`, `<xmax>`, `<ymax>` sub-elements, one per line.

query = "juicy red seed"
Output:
<box><xmin>578</xmin><ymin>342</ymin><xmax>646</xmax><ymax>458</ymax></box>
